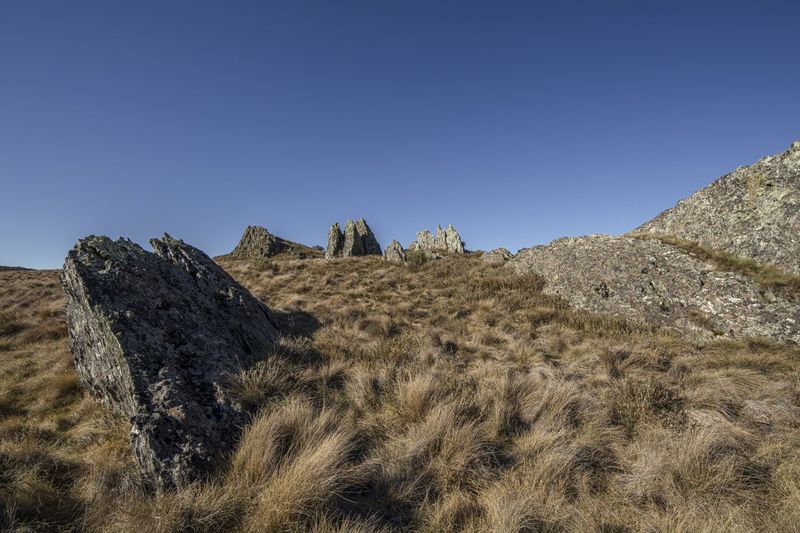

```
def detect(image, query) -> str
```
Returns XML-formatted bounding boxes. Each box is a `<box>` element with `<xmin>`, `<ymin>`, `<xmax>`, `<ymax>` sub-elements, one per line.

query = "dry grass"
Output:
<box><xmin>2</xmin><ymin>254</ymin><xmax>800</xmax><ymax>531</ymax></box>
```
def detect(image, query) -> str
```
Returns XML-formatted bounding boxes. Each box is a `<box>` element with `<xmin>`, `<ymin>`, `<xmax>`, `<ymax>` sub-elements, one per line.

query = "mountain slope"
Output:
<box><xmin>635</xmin><ymin>141</ymin><xmax>800</xmax><ymax>272</ymax></box>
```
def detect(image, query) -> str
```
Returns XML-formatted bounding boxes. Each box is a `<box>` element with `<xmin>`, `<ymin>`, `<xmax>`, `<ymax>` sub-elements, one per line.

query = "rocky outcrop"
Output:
<box><xmin>61</xmin><ymin>234</ymin><xmax>279</xmax><ymax>490</ymax></box>
<box><xmin>635</xmin><ymin>141</ymin><xmax>800</xmax><ymax>273</ymax></box>
<box><xmin>230</xmin><ymin>225</ymin><xmax>320</xmax><ymax>259</ymax></box>
<box><xmin>443</xmin><ymin>225</ymin><xmax>465</xmax><ymax>253</ymax></box>
<box><xmin>326</xmin><ymin>218</ymin><xmax>382</xmax><ymax>258</ymax></box>
<box><xmin>326</xmin><ymin>223</ymin><xmax>344</xmax><ymax>259</ymax></box>
<box><xmin>509</xmin><ymin>234</ymin><xmax>800</xmax><ymax>344</ymax></box>
<box><xmin>409</xmin><ymin>224</ymin><xmax>464</xmax><ymax>254</ymax></box>
<box><xmin>411</xmin><ymin>230</ymin><xmax>435</xmax><ymax>251</ymax></box>
<box><xmin>383</xmin><ymin>240</ymin><xmax>406</xmax><ymax>263</ymax></box>
<box><xmin>482</xmin><ymin>248</ymin><xmax>513</xmax><ymax>265</ymax></box>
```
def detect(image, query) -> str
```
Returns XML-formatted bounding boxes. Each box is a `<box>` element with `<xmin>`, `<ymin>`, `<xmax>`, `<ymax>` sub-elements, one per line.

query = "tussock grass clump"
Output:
<box><xmin>2</xmin><ymin>256</ymin><xmax>800</xmax><ymax>531</ymax></box>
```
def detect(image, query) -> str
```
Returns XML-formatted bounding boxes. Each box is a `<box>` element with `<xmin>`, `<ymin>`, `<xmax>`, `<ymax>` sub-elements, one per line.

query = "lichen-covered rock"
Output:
<box><xmin>327</xmin><ymin>218</ymin><xmax>382</xmax><ymax>258</ymax></box>
<box><xmin>230</xmin><ymin>225</ymin><xmax>284</xmax><ymax>258</ymax></box>
<box><xmin>355</xmin><ymin>218</ymin><xmax>382</xmax><ymax>255</ymax></box>
<box><xmin>409</xmin><ymin>224</ymin><xmax>464</xmax><ymax>254</ymax></box>
<box><xmin>383</xmin><ymin>240</ymin><xmax>406</xmax><ymax>263</ymax></box>
<box><xmin>444</xmin><ymin>225</ymin><xmax>465</xmax><ymax>253</ymax></box>
<box><xmin>342</xmin><ymin>220</ymin><xmax>365</xmax><ymax>257</ymax></box>
<box><xmin>409</xmin><ymin>230</ymin><xmax>435</xmax><ymax>252</ymax></box>
<box><xmin>509</xmin><ymin>234</ymin><xmax>800</xmax><ymax>343</ymax></box>
<box><xmin>230</xmin><ymin>225</ymin><xmax>319</xmax><ymax>259</ymax></box>
<box><xmin>326</xmin><ymin>223</ymin><xmax>344</xmax><ymax>259</ymax></box>
<box><xmin>635</xmin><ymin>141</ymin><xmax>800</xmax><ymax>272</ymax></box>
<box><xmin>482</xmin><ymin>248</ymin><xmax>513</xmax><ymax>265</ymax></box>
<box><xmin>61</xmin><ymin>234</ymin><xmax>279</xmax><ymax>490</ymax></box>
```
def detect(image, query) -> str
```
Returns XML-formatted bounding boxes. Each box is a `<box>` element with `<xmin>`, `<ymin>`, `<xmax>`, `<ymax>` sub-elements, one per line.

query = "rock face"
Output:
<box><xmin>635</xmin><ymin>141</ymin><xmax>800</xmax><ymax>273</ymax></box>
<box><xmin>230</xmin><ymin>225</ymin><xmax>320</xmax><ymax>259</ymax></box>
<box><xmin>326</xmin><ymin>218</ymin><xmax>382</xmax><ymax>258</ymax></box>
<box><xmin>409</xmin><ymin>224</ymin><xmax>465</xmax><ymax>254</ymax></box>
<box><xmin>482</xmin><ymin>248</ymin><xmax>513</xmax><ymax>265</ymax></box>
<box><xmin>509</xmin><ymin>234</ymin><xmax>800</xmax><ymax>344</ymax></box>
<box><xmin>61</xmin><ymin>234</ymin><xmax>279</xmax><ymax>490</ymax></box>
<box><xmin>383</xmin><ymin>240</ymin><xmax>406</xmax><ymax>263</ymax></box>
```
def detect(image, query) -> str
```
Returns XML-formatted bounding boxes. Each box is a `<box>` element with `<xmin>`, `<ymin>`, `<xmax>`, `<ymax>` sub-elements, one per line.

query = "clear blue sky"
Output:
<box><xmin>1</xmin><ymin>1</ymin><xmax>798</xmax><ymax>268</ymax></box>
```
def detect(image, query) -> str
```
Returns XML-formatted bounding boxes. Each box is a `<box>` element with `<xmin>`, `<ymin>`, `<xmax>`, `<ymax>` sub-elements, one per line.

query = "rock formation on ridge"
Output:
<box><xmin>509</xmin><ymin>234</ymin><xmax>800</xmax><ymax>344</ymax></box>
<box><xmin>229</xmin><ymin>225</ymin><xmax>320</xmax><ymax>259</ymax></box>
<box><xmin>409</xmin><ymin>224</ymin><xmax>465</xmax><ymax>254</ymax></box>
<box><xmin>635</xmin><ymin>141</ymin><xmax>800</xmax><ymax>273</ymax></box>
<box><xmin>326</xmin><ymin>222</ymin><xmax>344</xmax><ymax>258</ymax></box>
<box><xmin>482</xmin><ymin>248</ymin><xmax>513</xmax><ymax>265</ymax></box>
<box><xmin>61</xmin><ymin>234</ymin><xmax>279</xmax><ymax>490</ymax></box>
<box><xmin>383</xmin><ymin>240</ymin><xmax>406</xmax><ymax>263</ymax></box>
<box><xmin>325</xmin><ymin>218</ymin><xmax>382</xmax><ymax>258</ymax></box>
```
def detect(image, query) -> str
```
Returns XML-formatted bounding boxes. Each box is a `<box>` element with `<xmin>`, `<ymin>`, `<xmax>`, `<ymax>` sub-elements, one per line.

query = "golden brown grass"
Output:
<box><xmin>2</xmin><ymin>255</ymin><xmax>800</xmax><ymax>531</ymax></box>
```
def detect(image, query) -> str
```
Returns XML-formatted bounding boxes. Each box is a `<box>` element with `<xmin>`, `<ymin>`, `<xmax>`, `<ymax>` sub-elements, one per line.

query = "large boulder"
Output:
<box><xmin>61</xmin><ymin>234</ymin><xmax>279</xmax><ymax>490</ymax></box>
<box><xmin>409</xmin><ymin>224</ymin><xmax>465</xmax><ymax>254</ymax></box>
<box><xmin>229</xmin><ymin>225</ymin><xmax>320</xmax><ymax>259</ymax></box>
<box><xmin>326</xmin><ymin>218</ymin><xmax>382</xmax><ymax>258</ymax></box>
<box><xmin>509</xmin><ymin>234</ymin><xmax>800</xmax><ymax>344</ymax></box>
<box><xmin>635</xmin><ymin>141</ymin><xmax>800</xmax><ymax>272</ymax></box>
<box><xmin>383</xmin><ymin>240</ymin><xmax>406</xmax><ymax>263</ymax></box>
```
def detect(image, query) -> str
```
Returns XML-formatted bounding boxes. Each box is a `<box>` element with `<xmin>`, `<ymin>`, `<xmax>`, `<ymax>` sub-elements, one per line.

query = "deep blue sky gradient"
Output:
<box><xmin>1</xmin><ymin>1</ymin><xmax>798</xmax><ymax>268</ymax></box>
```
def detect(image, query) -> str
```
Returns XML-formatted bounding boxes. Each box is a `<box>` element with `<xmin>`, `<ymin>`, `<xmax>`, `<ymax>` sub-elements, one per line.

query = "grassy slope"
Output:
<box><xmin>1</xmin><ymin>255</ymin><xmax>799</xmax><ymax>532</ymax></box>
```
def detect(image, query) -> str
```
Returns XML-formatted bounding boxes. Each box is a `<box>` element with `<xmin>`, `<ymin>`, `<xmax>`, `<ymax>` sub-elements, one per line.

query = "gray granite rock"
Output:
<box><xmin>327</xmin><ymin>218</ymin><xmax>382</xmax><ymax>258</ymax></box>
<box><xmin>61</xmin><ymin>234</ymin><xmax>279</xmax><ymax>490</ymax></box>
<box><xmin>325</xmin><ymin>223</ymin><xmax>344</xmax><ymax>259</ymax></box>
<box><xmin>230</xmin><ymin>225</ymin><xmax>319</xmax><ymax>259</ymax></box>
<box><xmin>482</xmin><ymin>248</ymin><xmax>513</xmax><ymax>265</ymax></box>
<box><xmin>383</xmin><ymin>240</ymin><xmax>406</xmax><ymax>263</ymax></box>
<box><xmin>409</xmin><ymin>230</ymin><xmax>435</xmax><ymax>252</ymax></box>
<box><xmin>635</xmin><ymin>141</ymin><xmax>800</xmax><ymax>273</ymax></box>
<box><xmin>509</xmin><ymin>234</ymin><xmax>800</xmax><ymax>344</ymax></box>
<box><xmin>409</xmin><ymin>225</ymin><xmax>464</xmax><ymax>254</ymax></box>
<box><xmin>342</xmin><ymin>219</ymin><xmax>365</xmax><ymax>257</ymax></box>
<box><xmin>354</xmin><ymin>218</ymin><xmax>382</xmax><ymax>256</ymax></box>
<box><xmin>444</xmin><ymin>224</ymin><xmax>465</xmax><ymax>253</ymax></box>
